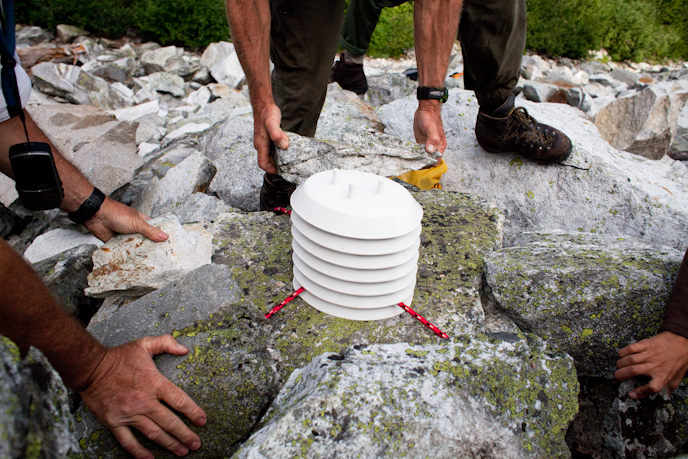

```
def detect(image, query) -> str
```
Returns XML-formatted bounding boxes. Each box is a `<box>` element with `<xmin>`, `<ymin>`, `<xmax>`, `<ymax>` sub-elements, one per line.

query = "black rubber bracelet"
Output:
<box><xmin>68</xmin><ymin>187</ymin><xmax>105</xmax><ymax>224</ymax></box>
<box><xmin>417</xmin><ymin>86</ymin><xmax>449</xmax><ymax>103</ymax></box>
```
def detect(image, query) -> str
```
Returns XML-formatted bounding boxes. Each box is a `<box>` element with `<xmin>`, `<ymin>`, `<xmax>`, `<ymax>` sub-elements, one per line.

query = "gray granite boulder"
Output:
<box><xmin>31</xmin><ymin>62</ymin><xmax>132</xmax><ymax>110</ymax></box>
<box><xmin>485</xmin><ymin>230</ymin><xmax>683</xmax><ymax>377</ymax></box>
<box><xmin>316</xmin><ymin>84</ymin><xmax>385</xmax><ymax>140</ymax></box>
<box><xmin>140</xmin><ymin>46</ymin><xmax>183</xmax><ymax>75</ymax></box>
<box><xmin>669</xmin><ymin>103</ymin><xmax>688</xmax><ymax>160</ymax></box>
<box><xmin>568</xmin><ymin>378</ymin><xmax>688</xmax><ymax>458</ymax></box>
<box><xmin>76</xmin><ymin>264</ymin><xmax>280</xmax><ymax>458</ymax></box>
<box><xmin>27</xmin><ymin>104</ymin><xmax>143</xmax><ymax>195</ymax></box>
<box><xmin>56</xmin><ymin>24</ymin><xmax>90</xmax><ymax>43</ymax></box>
<box><xmin>523</xmin><ymin>80</ymin><xmax>560</xmax><ymax>103</ymax></box>
<box><xmin>378</xmin><ymin>88</ymin><xmax>688</xmax><ymax>252</ymax></box>
<box><xmin>15</xmin><ymin>25</ymin><xmax>54</xmax><ymax>47</ymax></box>
<box><xmin>364</xmin><ymin>72</ymin><xmax>418</xmax><ymax>107</ymax></box>
<box><xmin>0</xmin><ymin>336</ymin><xmax>79</xmax><ymax>459</ymax></box>
<box><xmin>205</xmin><ymin>111</ymin><xmax>263</xmax><ymax>211</ymax></box>
<box><xmin>32</xmin><ymin>244</ymin><xmax>103</xmax><ymax>319</ymax></box>
<box><xmin>234</xmin><ymin>337</ymin><xmax>579</xmax><ymax>459</ymax></box>
<box><xmin>134</xmin><ymin>151</ymin><xmax>217</xmax><ymax>218</ymax></box>
<box><xmin>208</xmin><ymin>190</ymin><xmax>504</xmax><ymax>373</ymax></box>
<box><xmin>595</xmin><ymin>80</ymin><xmax>688</xmax><ymax>159</ymax></box>
<box><xmin>173</xmin><ymin>193</ymin><xmax>236</xmax><ymax>224</ymax></box>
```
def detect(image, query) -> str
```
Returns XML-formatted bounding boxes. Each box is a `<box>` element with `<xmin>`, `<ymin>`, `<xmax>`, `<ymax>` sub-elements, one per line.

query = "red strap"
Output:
<box><xmin>273</xmin><ymin>207</ymin><xmax>291</xmax><ymax>216</ymax></box>
<box><xmin>398</xmin><ymin>302</ymin><xmax>450</xmax><ymax>339</ymax></box>
<box><xmin>265</xmin><ymin>287</ymin><xmax>304</xmax><ymax>318</ymax></box>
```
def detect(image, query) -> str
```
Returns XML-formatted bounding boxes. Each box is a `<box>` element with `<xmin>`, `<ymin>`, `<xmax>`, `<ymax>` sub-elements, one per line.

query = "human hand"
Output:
<box><xmin>615</xmin><ymin>331</ymin><xmax>688</xmax><ymax>399</ymax></box>
<box><xmin>79</xmin><ymin>335</ymin><xmax>207</xmax><ymax>459</ymax></box>
<box><xmin>84</xmin><ymin>197</ymin><xmax>168</xmax><ymax>243</ymax></box>
<box><xmin>413</xmin><ymin>100</ymin><xmax>447</xmax><ymax>164</ymax></box>
<box><xmin>253</xmin><ymin>102</ymin><xmax>289</xmax><ymax>175</ymax></box>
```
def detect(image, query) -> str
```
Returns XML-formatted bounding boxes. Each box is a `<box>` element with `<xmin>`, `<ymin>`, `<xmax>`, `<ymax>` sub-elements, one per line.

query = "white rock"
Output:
<box><xmin>595</xmin><ymin>81</ymin><xmax>688</xmax><ymax>159</ymax></box>
<box><xmin>162</xmin><ymin>123</ymin><xmax>211</xmax><ymax>143</ymax></box>
<box><xmin>56</xmin><ymin>24</ymin><xmax>90</xmax><ymax>43</ymax></box>
<box><xmin>200</xmin><ymin>41</ymin><xmax>235</xmax><ymax>70</ymax></box>
<box><xmin>378</xmin><ymin>88</ymin><xmax>688</xmax><ymax>252</ymax></box>
<box><xmin>110</xmin><ymin>82</ymin><xmax>134</xmax><ymax>99</ymax></box>
<box><xmin>146</xmin><ymin>72</ymin><xmax>185</xmax><ymax>97</ymax></box>
<box><xmin>523</xmin><ymin>64</ymin><xmax>543</xmax><ymax>81</ymax></box>
<box><xmin>138</xmin><ymin>142</ymin><xmax>160</xmax><ymax>158</ymax></box>
<box><xmin>0</xmin><ymin>174</ymin><xmax>18</xmax><ymax>207</ymax></box>
<box><xmin>109</xmin><ymin>100</ymin><xmax>160</xmax><ymax>122</ymax></box>
<box><xmin>184</xmin><ymin>86</ymin><xmax>211</xmax><ymax>107</ymax></box>
<box><xmin>210</xmin><ymin>51</ymin><xmax>245</xmax><ymax>89</ymax></box>
<box><xmin>140</xmin><ymin>46</ymin><xmax>183</xmax><ymax>75</ymax></box>
<box><xmin>523</xmin><ymin>80</ymin><xmax>559</xmax><ymax>103</ymax></box>
<box><xmin>27</xmin><ymin>104</ymin><xmax>143</xmax><ymax>195</ymax></box>
<box><xmin>134</xmin><ymin>151</ymin><xmax>217</xmax><ymax>217</ymax></box>
<box><xmin>85</xmin><ymin>214</ymin><xmax>213</xmax><ymax>297</ymax></box>
<box><xmin>24</xmin><ymin>229</ymin><xmax>103</xmax><ymax>264</ymax></box>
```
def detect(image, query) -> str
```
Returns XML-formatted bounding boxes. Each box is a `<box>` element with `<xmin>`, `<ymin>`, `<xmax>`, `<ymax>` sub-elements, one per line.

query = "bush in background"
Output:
<box><xmin>368</xmin><ymin>3</ymin><xmax>415</xmax><ymax>58</ymax></box>
<box><xmin>14</xmin><ymin>0</ymin><xmax>229</xmax><ymax>48</ymax></box>
<box><xmin>13</xmin><ymin>0</ymin><xmax>688</xmax><ymax>61</ymax></box>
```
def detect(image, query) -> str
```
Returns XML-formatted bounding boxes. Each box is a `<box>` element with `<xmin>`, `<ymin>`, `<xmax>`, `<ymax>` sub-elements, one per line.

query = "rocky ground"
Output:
<box><xmin>2</xmin><ymin>24</ymin><xmax>688</xmax><ymax>459</ymax></box>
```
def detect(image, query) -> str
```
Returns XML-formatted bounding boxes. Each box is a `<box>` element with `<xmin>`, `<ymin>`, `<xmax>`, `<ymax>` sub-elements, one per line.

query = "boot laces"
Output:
<box><xmin>500</xmin><ymin>107</ymin><xmax>556</xmax><ymax>150</ymax></box>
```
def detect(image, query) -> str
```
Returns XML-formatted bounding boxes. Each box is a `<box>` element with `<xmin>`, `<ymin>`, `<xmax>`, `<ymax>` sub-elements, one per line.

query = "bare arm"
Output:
<box><xmin>0</xmin><ymin>239</ymin><xmax>206</xmax><ymax>459</ymax></box>
<box><xmin>226</xmin><ymin>0</ymin><xmax>288</xmax><ymax>174</ymax></box>
<box><xmin>413</xmin><ymin>0</ymin><xmax>462</xmax><ymax>156</ymax></box>
<box><xmin>0</xmin><ymin>111</ymin><xmax>168</xmax><ymax>242</ymax></box>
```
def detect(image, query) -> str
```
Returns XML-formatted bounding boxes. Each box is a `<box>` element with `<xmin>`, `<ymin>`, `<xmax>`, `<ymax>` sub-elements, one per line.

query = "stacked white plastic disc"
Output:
<box><xmin>290</xmin><ymin>169</ymin><xmax>423</xmax><ymax>321</ymax></box>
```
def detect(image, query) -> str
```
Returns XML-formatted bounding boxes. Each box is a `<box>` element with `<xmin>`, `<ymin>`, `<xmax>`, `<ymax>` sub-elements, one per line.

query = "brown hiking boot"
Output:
<box><xmin>259</xmin><ymin>173</ymin><xmax>297</xmax><ymax>211</ymax></box>
<box><xmin>475</xmin><ymin>93</ymin><xmax>572</xmax><ymax>164</ymax></box>
<box><xmin>328</xmin><ymin>53</ymin><xmax>368</xmax><ymax>95</ymax></box>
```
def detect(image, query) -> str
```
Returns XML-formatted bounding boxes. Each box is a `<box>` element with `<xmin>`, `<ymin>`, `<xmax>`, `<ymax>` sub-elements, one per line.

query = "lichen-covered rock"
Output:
<box><xmin>364</xmin><ymin>73</ymin><xmax>418</xmax><ymax>108</ymax></box>
<box><xmin>234</xmin><ymin>336</ymin><xmax>579</xmax><ymax>459</ymax></box>
<box><xmin>33</xmin><ymin>244</ymin><xmax>103</xmax><ymax>319</ymax></box>
<box><xmin>316</xmin><ymin>84</ymin><xmax>385</xmax><ymax>140</ymax></box>
<box><xmin>85</xmin><ymin>214</ymin><xmax>213</xmax><ymax>297</ymax></box>
<box><xmin>379</xmin><ymin>88</ymin><xmax>688</xmax><ymax>252</ymax></box>
<box><xmin>275</xmin><ymin>133</ymin><xmax>440</xmax><ymax>185</ymax></box>
<box><xmin>485</xmin><ymin>230</ymin><xmax>683</xmax><ymax>377</ymax></box>
<box><xmin>207</xmin><ymin>190</ymin><xmax>503</xmax><ymax>374</ymax></box>
<box><xmin>567</xmin><ymin>377</ymin><xmax>688</xmax><ymax>458</ymax></box>
<box><xmin>76</xmin><ymin>264</ymin><xmax>279</xmax><ymax>458</ymax></box>
<box><xmin>173</xmin><ymin>193</ymin><xmax>237</xmax><ymax>224</ymax></box>
<box><xmin>0</xmin><ymin>336</ymin><xmax>79</xmax><ymax>459</ymax></box>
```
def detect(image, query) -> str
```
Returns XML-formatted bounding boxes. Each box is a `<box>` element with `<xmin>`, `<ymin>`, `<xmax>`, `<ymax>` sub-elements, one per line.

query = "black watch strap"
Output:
<box><xmin>69</xmin><ymin>187</ymin><xmax>105</xmax><ymax>224</ymax></box>
<box><xmin>417</xmin><ymin>86</ymin><xmax>448</xmax><ymax>103</ymax></box>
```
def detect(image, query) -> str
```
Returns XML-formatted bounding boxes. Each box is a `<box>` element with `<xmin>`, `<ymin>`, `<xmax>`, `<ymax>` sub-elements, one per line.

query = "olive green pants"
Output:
<box><xmin>269</xmin><ymin>0</ymin><xmax>346</xmax><ymax>137</ymax></box>
<box><xmin>340</xmin><ymin>0</ymin><xmax>527</xmax><ymax>114</ymax></box>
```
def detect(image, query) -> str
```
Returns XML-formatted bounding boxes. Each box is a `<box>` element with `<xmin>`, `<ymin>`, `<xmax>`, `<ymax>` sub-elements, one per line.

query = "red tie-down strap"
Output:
<box><xmin>264</xmin><ymin>288</ymin><xmax>450</xmax><ymax>340</ymax></box>
<box><xmin>273</xmin><ymin>207</ymin><xmax>291</xmax><ymax>216</ymax></box>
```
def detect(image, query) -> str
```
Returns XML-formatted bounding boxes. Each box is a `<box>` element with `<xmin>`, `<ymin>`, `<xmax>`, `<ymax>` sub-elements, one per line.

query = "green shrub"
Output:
<box><xmin>368</xmin><ymin>2</ymin><xmax>415</xmax><ymax>58</ymax></box>
<box><xmin>525</xmin><ymin>0</ymin><xmax>602</xmax><ymax>59</ymax></box>
<box><xmin>134</xmin><ymin>0</ymin><xmax>229</xmax><ymax>48</ymax></box>
<box><xmin>14</xmin><ymin>0</ymin><xmax>230</xmax><ymax>48</ymax></box>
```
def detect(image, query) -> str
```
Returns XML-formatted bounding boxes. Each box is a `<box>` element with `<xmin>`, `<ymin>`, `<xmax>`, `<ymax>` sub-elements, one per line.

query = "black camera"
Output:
<box><xmin>9</xmin><ymin>142</ymin><xmax>63</xmax><ymax>211</ymax></box>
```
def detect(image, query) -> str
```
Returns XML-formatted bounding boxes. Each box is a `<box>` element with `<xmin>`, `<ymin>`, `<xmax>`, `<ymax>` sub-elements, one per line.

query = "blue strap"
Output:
<box><xmin>0</xmin><ymin>0</ymin><xmax>23</xmax><ymax>118</ymax></box>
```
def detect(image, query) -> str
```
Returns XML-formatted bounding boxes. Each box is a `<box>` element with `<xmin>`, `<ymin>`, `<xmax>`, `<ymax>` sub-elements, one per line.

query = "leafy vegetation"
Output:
<box><xmin>13</xmin><ymin>0</ymin><xmax>688</xmax><ymax>61</ymax></box>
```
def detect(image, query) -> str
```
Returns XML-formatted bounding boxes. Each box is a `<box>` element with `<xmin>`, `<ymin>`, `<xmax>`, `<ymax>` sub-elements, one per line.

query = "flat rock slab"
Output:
<box><xmin>208</xmin><ymin>190</ymin><xmax>504</xmax><ymax>374</ymax></box>
<box><xmin>23</xmin><ymin>228</ymin><xmax>102</xmax><ymax>263</ymax></box>
<box><xmin>275</xmin><ymin>133</ymin><xmax>440</xmax><ymax>185</ymax></box>
<box><xmin>76</xmin><ymin>265</ymin><xmax>279</xmax><ymax>458</ymax></box>
<box><xmin>27</xmin><ymin>104</ymin><xmax>143</xmax><ymax>195</ymax></box>
<box><xmin>379</xmin><ymin>89</ymin><xmax>688</xmax><ymax>252</ymax></box>
<box><xmin>234</xmin><ymin>337</ymin><xmax>578</xmax><ymax>459</ymax></box>
<box><xmin>86</xmin><ymin>214</ymin><xmax>213</xmax><ymax>297</ymax></box>
<box><xmin>485</xmin><ymin>230</ymin><xmax>683</xmax><ymax>377</ymax></box>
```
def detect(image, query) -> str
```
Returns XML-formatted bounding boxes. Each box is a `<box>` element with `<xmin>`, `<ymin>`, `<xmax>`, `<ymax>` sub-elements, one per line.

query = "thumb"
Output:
<box><xmin>138</xmin><ymin>335</ymin><xmax>189</xmax><ymax>357</ymax></box>
<box><xmin>136</xmin><ymin>218</ymin><xmax>169</xmax><ymax>242</ymax></box>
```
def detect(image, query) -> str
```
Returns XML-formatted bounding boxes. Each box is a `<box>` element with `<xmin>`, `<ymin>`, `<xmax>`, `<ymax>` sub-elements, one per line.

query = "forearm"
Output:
<box><xmin>414</xmin><ymin>0</ymin><xmax>462</xmax><ymax>89</ymax></box>
<box><xmin>225</xmin><ymin>0</ymin><xmax>274</xmax><ymax>111</ymax></box>
<box><xmin>0</xmin><ymin>110</ymin><xmax>94</xmax><ymax>213</ymax></box>
<box><xmin>660</xmin><ymin>249</ymin><xmax>688</xmax><ymax>338</ymax></box>
<box><xmin>0</xmin><ymin>239</ymin><xmax>106</xmax><ymax>390</ymax></box>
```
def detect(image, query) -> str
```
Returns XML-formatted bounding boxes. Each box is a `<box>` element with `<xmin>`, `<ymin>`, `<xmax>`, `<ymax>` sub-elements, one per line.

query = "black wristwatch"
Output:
<box><xmin>417</xmin><ymin>87</ymin><xmax>448</xmax><ymax>103</ymax></box>
<box><xmin>69</xmin><ymin>187</ymin><xmax>105</xmax><ymax>224</ymax></box>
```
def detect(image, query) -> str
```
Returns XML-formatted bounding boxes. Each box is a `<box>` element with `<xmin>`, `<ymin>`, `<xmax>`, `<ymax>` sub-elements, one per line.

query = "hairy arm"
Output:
<box><xmin>0</xmin><ymin>111</ymin><xmax>168</xmax><ymax>242</ymax></box>
<box><xmin>0</xmin><ymin>239</ymin><xmax>206</xmax><ymax>459</ymax></box>
<box><xmin>226</xmin><ymin>0</ymin><xmax>288</xmax><ymax>174</ymax></box>
<box><xmin>413</xmin><ymin>0</ymin><xmax>462</xmax><ymax>156</ymax></box>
